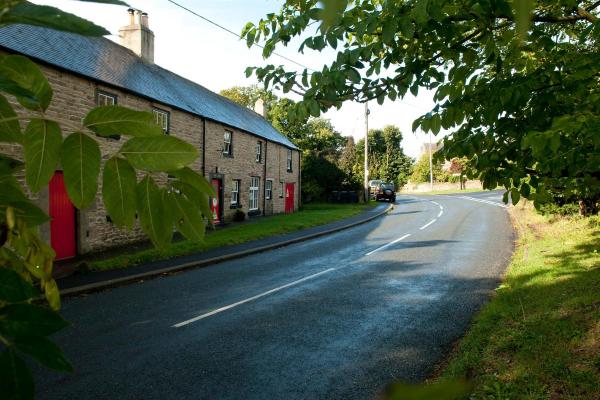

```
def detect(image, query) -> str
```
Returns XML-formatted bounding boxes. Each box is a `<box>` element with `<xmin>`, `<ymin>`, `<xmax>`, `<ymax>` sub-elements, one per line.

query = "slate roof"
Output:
<box><xmin>0</xmin><ymin>24</ymin><xmax>297</xmax><ymax>149</ymax></box>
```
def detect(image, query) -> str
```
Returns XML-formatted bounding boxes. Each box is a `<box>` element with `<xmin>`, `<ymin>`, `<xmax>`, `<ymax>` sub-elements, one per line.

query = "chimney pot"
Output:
<box><xmin>254</xmin><ymin>98</ymin><xmax>267</xmax><ymax>118</ymax></box>
<box><xmin>119</xmin><ymin>9</ymin><xmax>155</xmax><ymax>63</ymax></box>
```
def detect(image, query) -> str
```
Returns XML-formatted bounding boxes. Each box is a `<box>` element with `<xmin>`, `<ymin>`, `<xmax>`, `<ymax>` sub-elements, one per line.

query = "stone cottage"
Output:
<box><xmin>0</xmin><ymin>10</ymin><xmax>300</xmax><ymax>260</ymax></box>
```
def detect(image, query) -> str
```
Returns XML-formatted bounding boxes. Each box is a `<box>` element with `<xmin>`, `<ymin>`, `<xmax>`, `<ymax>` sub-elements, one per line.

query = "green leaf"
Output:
<box><xmin>42</xmin><ymin>279</ymin><xmax>61</xmax><ymax>311</ymax></box>
<box><xmin>14</xmin><ymin>336</ymin><xmax>73</xmax><ymax>373</ymax></box>
<box><xmin>513</xmin><ymin>0</ymin><xmax>534</xmax><ymax>40</ymax></box>
<box><xmin>60</xmin><ymin>133</ymin><xmax>101</xmax><ymax>209</ymax></box>
<box><xmin>171</xmin><ymin>181</ymin><xmax>212</xmax><ymax>222</ymax></box>
<box><xmin>102</xmin><ymin>157</ymin><xmax>137</xmax><ymax>228</ymax></box>
<box><xmin>0</xmin><ymin>348</ymin><xmax>34</xmax><ymax>400</ymax></box>
<box><xmin>120</xmin><ymin>136</ymin><xmax>198</xmax><ymax>172</ymax></box>
<box><xmin>3</xmin><ymin>201</ymin><xmax>50</xmax><ymax>227</ymax></box>
<box><xmin>430</xmin><ymin>114</ymin><xmax>441</xmax><ymax>135</ymax></box>
<box><xmin>0</xmin><ymin>55</ymin><xmax>52</xmax><ymax>111</ymax></box>
<box><xmin>511</xmin><ymin>188</ymin><xmax>520</xmax><ymax>205</ymax></box>
<box><xmin>168</xmin><ymin>167</ymin><xmax>215</xmax><ymax>197</ymax></box>
<box><xmin>168</xmin><ymin>192</ymin><xmax>206</xmax><ymax>242</ymax></box>
<box><xmin>136</xmin><ymin>176</ymin><xmax>173</xmax><ymax>248</ymax></box>
<box><xmin>0</xmin><ymin>94</ymin><xmax>22</xmax><ymax>143</ymax></box>
<box><xmin>0</xmin><ymin>304</ymin><xmax>68</xmax><ymax>337</ymax></box>
<box><xmin>24</xmin><ymin>119</ymin><xmax>62</xmax><ymax>193</ymax></box>
<box><xmin>0</xmin><ymin>268</ymin><xmax>38</xmax><ymax>303</ymax></box>
<box><xmin>84</xmin><ymin>106</ymin><xmax>163</xmax><ymax>138</ymax></box>
<box><xmin>3</xmin><ymin>3</ymin><xmax>110</xmax><ymax>36</ymax></box>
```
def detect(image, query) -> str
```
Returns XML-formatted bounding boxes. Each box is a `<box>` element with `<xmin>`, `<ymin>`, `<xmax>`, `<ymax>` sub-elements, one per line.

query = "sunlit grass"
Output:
<box><xmin>89</xmin><ymin>202</ymin><xmax>375</xmax><ymax>271</ymax></box>
<box><xmin>440</xmin><ymin>204</ymin><xmax>600</xmax><ymax>399</ymax></box>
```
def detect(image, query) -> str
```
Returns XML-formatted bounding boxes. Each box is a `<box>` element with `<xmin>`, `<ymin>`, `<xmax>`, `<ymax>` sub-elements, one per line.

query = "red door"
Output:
<box><xmin>285</xmin><ymin>183</ymin><xmax>295</xmax><ymax>214</ymax></box>
<box><xmin>211</xmin><ymin>178</ymin><xmax>222</xmax><ymax>224</ymax></box>
<box><xmin>49</xmin><ymin>172</ymin><xmax>76</xmax><ymax>260</ymax></box>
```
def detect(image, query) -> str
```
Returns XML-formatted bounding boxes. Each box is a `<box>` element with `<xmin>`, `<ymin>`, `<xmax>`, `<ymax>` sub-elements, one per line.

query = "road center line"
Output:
<box><xmin>420</xmin><ymin>219</ymin><xmax>437</xmax><ymax>230</ymax></box>
<box><xmin>172</xmin><ymin>268</ymin><xmax>336</xmax><ymax>328</ymax></box>
<box><xmin>365</xmin><ymin>234</ymin><xmax>411</xmax><ymax>256</ymax></box>
<box><xmin>437</xmin><ymin>210</ymin><xmax>443</xmax><ymax>218</ymax></box>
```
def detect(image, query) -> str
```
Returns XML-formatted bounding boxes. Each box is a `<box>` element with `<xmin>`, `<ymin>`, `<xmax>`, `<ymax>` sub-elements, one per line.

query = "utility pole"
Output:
<box><xmin>364</xmin><ymin>102</ymin><xmax>369</xmax><ymax>202</ymax></box>
<box><xmin>428</xmin><ymin>130</ymin><xmax>434</xmax><ymax>191</ymax></box>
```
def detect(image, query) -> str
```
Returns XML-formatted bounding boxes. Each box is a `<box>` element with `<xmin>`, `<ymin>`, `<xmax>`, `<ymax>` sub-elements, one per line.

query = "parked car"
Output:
<box><xmin>374</xmin><ymin>182</ymin><xmax>396</xmax><ymax>202</ymax></box>
<box><xmin>368</xmin><ymin>179</ymin><xmax>383</xmax><ymax>199</ymax></box>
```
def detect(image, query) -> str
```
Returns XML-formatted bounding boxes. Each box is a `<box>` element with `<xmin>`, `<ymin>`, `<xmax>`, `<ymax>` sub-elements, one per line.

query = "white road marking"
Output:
<box><xmin>455</xmin><ymin>195</ymin><xmax>508</xmax><ymax>208</ymax></box>
<box><xmin>420</xmin><ymin>219</ymin><xmax>437</xmax><ymax>230</ymax></box>
<box><xmin>430</xmin><ymin>201</ymin><xmax>440</xmax><ymax>207</ymax></box>
<box><xmin>365</xmin><ymin>234</ymin><xmax>411</xmax><ymax>256</ymax></box>
<box><xmin>173</xmin><ymin>268</ymin><xmax>336</xmax><ymax>328</ymax></box>
<box><xmin>437</xmin><ymin>210</ymin><xmax>443</xmax><ymax>218</ymax></box>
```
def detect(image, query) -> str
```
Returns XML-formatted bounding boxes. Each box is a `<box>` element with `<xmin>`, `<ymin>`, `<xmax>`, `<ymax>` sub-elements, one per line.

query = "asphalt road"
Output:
<box><xmin>38</xmin><ymin>190</ymin><xmax>514</xmax><ymax>400</ymax></box>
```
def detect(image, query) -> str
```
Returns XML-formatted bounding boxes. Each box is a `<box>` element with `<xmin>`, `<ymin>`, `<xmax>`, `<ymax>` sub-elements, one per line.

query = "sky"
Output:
<box><xmin>31</xmin><ymin>0</ymin><xmax>440</xmax><ymax>158</ymax></box>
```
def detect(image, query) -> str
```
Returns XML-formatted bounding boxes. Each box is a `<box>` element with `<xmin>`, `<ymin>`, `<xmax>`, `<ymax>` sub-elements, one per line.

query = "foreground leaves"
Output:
<box><xmin>60</xmin><ymin>132</ymin><xmax>101</xmax><ymax>209</ymax></box>
<box><xmin>0</xmin><ymin>55</ymin><xmax>52</xmax><ymax>111</ymax></box>
<box><xmin>120</xmin><ymin>136</ymin><xmax>198</xmax><ymax>171</ymax></box>
<box><xmin>136</xmin><ymin>176</ymin><xmax>173</xmax><ymax>248</ymax></box>
<box><xmin>102</xmin><ymin>157</ymin><xmax>137</xmax><ymax>228</ymax></box>
<box><xmin>84</xmin><ymin>106</ymin><xmax>163</xmax><ymax>138</ymax></box>
<box><xmin>23</xmin><ymin>119</ymin><xmax>62</xmax><ymax>193</ymax></box>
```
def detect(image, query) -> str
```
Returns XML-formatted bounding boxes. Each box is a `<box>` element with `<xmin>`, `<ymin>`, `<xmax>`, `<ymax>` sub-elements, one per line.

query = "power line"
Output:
<box><xmin>164</xmin><ymin>0</ymin><xmax>316</xmax><ymax>72</ymax></box>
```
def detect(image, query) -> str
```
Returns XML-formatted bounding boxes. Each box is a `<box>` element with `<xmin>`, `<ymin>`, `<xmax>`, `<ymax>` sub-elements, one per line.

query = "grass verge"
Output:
<box><xmin>439</xmin><ymin>204</ymin><xmax>600</xmax><ymax>399</ymax></box>
<box><xmin>89</xmin><ymin>202</ymin><xmax>375</xmax><ymax>271</ymax></box>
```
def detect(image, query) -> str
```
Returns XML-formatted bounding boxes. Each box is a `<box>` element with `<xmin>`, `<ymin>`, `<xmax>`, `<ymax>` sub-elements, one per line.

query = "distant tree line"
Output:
<box><xmin>220</xmin><ymin>86</ymin><xmax>413</xmax><ymax>202</ymax></box>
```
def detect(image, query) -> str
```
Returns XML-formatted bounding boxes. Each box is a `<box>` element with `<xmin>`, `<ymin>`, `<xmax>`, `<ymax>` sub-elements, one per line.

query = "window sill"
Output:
<box><xmin>247</xmin><ymin>209</ymin><xmax>261</xmax><ymax>217</ymax></box>
<box><xmin>230</xmin><ymin>203</ymin><xmax>242</xmax><ymax>209</ymax></box>
<box><xmin>222</xmin><ymin>154</ymin><xmax>234</xmax><ymax>158</ymax></box>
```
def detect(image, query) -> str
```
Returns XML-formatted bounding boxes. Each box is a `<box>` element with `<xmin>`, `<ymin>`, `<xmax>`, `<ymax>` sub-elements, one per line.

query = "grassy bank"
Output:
<box><xmin>440</xmin><ymin>204</ymin><xmax>600</xmax><ymax>398</ymax></box>
<box><xmin>89</xmin><ymin>202</ymin><xmax>375</xmax><ymax>271</ymax></box>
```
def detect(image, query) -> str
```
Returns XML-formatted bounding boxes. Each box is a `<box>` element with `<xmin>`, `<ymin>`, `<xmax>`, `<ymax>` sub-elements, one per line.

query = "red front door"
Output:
<box><xmin>211</xmin><ymin>178</ymin><xmax>222</xmax><ymax>224</ymax></box>
<box><xmin>49</xmin><ymin>172</ymin><xmax>76</xmax><ymax>260</ymax></box>
<box><xmin>285</xmin><ymin>183</ymin><xmax>295</xmax><ymax>214</ymax></box>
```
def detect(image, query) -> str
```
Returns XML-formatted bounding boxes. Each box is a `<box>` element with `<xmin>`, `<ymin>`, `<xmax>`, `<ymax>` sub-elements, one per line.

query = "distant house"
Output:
<box><xmin>0</xmin><ymin>10</ymin><xmax>300</xmax><ymax>260</ymax></box>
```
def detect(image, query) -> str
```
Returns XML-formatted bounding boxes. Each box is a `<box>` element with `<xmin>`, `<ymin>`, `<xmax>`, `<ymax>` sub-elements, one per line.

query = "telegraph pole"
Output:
<box><xmin>428</xmin><ymin>130</ymin><xmax>434</xmax><ymax>191</ymax></box>
<box><xmin>364</xmin><ymin>102</ymin><xmax>369</xmax><ymax>202</ymax></box>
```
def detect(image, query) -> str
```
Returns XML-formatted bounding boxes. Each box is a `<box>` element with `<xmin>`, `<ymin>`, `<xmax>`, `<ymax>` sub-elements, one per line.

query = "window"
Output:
<box><xmin>249</xmin><ymin>176</ymin><xmax>260</xmax><ymax>211</ymax></box>
<box><xmin>96</xmin><ymin>90</ymin><xmax>117</xmax><ymax>106</ymax></box>
<box><xmin>255</xmin><ymin>141</ymin><xmax>262</xmax><ymax>163</ymax></box>
<box><xmin>96</xmin><ymin>90</ymin><xmax>119</xmax><ymax>139</ymax></box>
<box><xmin>279</xmin><ymin>181</ymin><xmax>284</xmax><ymax>198</ymax></box>
<box><xmin>223</xmin><ymin>130</ymin><xmax>232</xmax><ymax>156</ymax></box>
<box><xmin>231</xmin><ymin>179</ymin><xmax>240</xmax><ymax>206</ymax></box>
<box><xmin>265</xmin><ymin>180</ymin><xmax>273</xmax><ymax>200</ymax></box>
<box><xmin>287</xmin><ymin>149</ymin><xmax>293</xmax><ymax>172</ymax></box>
<box><xmin>153</xmin><ymin>108</ymin><xmax>170</xmax><ymax>133</ymax></box>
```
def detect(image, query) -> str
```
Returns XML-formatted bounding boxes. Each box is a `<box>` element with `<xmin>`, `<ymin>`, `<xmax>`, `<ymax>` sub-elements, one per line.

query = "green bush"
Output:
<box><xmin>538</xmin><ymin>202</ymin><xmax>580</xmax><ymax>216</ymax></box>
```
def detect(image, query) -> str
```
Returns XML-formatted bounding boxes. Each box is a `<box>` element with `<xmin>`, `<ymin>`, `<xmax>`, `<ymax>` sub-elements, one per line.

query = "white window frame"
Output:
<box><xmin>256</xmin><ymin>141</ymin><xmax>262</xmax><ymax>163</ymax></box>
<box><xmin>287</xmin><ymin>149</ymin><xmax>293</xmax><ymax>172</ymax></box>
<box><xmin>96</xmin><ymin>90</ymin><xmax>116</xmax><ymax>106</ymax></box>
<box><xmin>265</xmin><ymin>179</ymin><xmax>273</xmax><ymax>200</ymax></box>
<box><xmin>231</xmin><ymin>179</ymin><xmax>240</xmax><ymax>206</ymax></box>
<box><xmin>153</xmin><ymin>108</ymin><xmax>169</xmax><ymax>133</ymax></box>
<box><xmin>279</xmin><ymin>181</ymin><xmax>284</xmax><ymax>198</ymax></box>
<box><xmin>249</xmin><ymin>176</ymin><xmax>260</xmax><ymax>211</ymax></box>
<box><xmin>223</xmin><ymin>130</ymin><xmax>232</xmax><ymax>156</ymax></box>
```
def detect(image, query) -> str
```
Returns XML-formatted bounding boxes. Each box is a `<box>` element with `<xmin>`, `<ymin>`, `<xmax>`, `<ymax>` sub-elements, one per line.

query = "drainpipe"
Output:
<box><xmin>263</xmin><ymin>141</ymin><xmax>267</xmax><ymax>216</ymax></box>
<box><xmin>297</xmin><ymin>150</ymin><xmax>301</xmax><ymax>210</ymax></box>
<box><xmin>201</xmin><ymin>118</ymin><xmax>206</xmax><ymax>177</ymax></box>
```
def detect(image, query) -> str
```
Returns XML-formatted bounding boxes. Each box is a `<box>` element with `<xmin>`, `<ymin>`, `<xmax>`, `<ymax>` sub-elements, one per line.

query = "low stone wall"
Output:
<box><xmin>401</xmin><ymin>180</ymin><xmax>483</xmax><ymax>193</ymax></box>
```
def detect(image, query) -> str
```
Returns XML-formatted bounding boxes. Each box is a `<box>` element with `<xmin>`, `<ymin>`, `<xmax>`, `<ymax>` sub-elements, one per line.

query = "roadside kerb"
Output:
<box><xmin>60</xmin><ymin>203</ymin><xmax>394</xmax><ymax>296</ymax></box>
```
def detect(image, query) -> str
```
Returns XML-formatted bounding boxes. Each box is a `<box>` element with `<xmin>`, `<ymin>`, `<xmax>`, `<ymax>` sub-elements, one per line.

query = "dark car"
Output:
<box><xmin>374</xmin><ymin>182</ymin><xmax>396</xmax><ymax>202</ymax></box>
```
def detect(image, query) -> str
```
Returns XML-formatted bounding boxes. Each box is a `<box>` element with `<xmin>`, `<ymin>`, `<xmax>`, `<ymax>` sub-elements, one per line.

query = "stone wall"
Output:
<box><xmin>401</xmin><ymin>180</ymin><xmax>483</xmax><ymax>193</ymax></box>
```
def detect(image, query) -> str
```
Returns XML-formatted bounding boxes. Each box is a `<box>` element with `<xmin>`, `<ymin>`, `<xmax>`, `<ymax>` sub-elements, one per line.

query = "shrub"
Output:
<box><xmin>233</xmin><ymin>209</ymin><xmax>246</xmax><ymax>222</ymax></box>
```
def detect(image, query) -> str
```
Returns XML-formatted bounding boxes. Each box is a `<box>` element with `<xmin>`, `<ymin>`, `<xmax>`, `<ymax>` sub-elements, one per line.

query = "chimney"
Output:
<box><xmin>119</xmin><ymin>8</ymin><xmax>155</xmax><ymax>63</ymax></box>
<box><xmin>254</xmin><ymin>98</ymin><xmax>267</xmax><ymax>118</ymax></box>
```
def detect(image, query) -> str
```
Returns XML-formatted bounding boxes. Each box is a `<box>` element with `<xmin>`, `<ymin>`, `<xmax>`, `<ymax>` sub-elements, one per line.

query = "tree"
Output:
<box><xmin>219</xmin><ymin>85</ymin><xmax>276</xmax><ymax>109</ymax></box>
<box><xmin>410</xmin><ymin>154</ymin><xmax>448</xmax><ymax>184</ymax></box>
<box><xmin>354</xmin><ymin>125</ymin><xmax>413</xmax><ymax>188</ymax></box>
<box><xmin>242</xmin><ymin>0</ymin><xmax>600</xmax><ymax>211</ymax></box>
<box><xmin>0</xmin><ymin>2</ymin><xmax>213</xmax><ymax>398</ymax></box>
